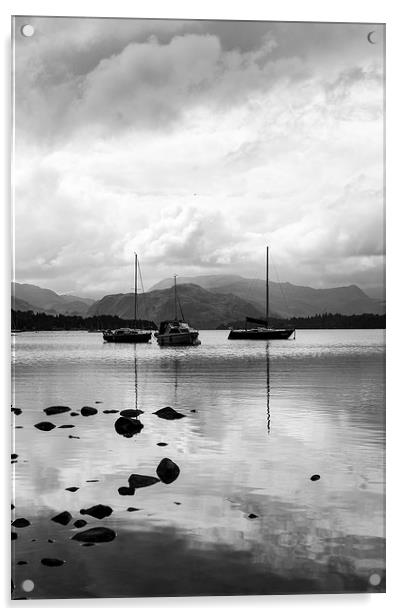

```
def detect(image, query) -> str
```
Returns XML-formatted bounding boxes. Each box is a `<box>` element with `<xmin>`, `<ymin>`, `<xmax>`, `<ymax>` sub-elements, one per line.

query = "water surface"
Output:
<box><xmin>11</xmin><ymin>329</ymin><xmax>385</xmax><ymax>598</ymax></box>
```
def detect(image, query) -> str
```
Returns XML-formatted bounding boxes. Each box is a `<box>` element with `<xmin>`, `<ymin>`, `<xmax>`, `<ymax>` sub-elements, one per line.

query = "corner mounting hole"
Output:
<box><xmin>21</xmin><ymin>24</ymin><xmax>34</xmax><ymax>37</ymax></box>
<box><xmin>369</xmin><ymin>573</ymin><xmax>381</xmax><ymax>586</ymax></box>
<box><xmin>21</xmin><ymin>579</ymin><xmax>34</xmax><ymax>592</ymax></box>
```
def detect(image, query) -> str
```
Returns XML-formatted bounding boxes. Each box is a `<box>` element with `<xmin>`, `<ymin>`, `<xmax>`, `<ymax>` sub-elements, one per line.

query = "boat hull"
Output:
<box><xmin>228</xmin><ymin>328</ymin><xmax>295</xmax><ymax>340</ymax></box>
<box><xmin>103</xmin><ymin>332</ymin><xmax>152</xmax><ymax>343</ymax></box>
<box><xmin>156</xmin><ymin>332</ymin><xmax>200</xmax><ymax>346</ymax></box>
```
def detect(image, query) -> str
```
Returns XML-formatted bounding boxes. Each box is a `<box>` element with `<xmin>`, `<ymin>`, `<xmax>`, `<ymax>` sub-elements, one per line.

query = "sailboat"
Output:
<box><xmin>228</xmin><ymin>247</ymin><xmax>295</xmax><ymax>340</ymax></box>
<box><xmin>103</xmin><ymin>253</ymin><xmax>152</xmax><ymax>343</ymax></box>
<box><xmin>154</xmin><ymin>275</ymin><xmax>201</xmax><ymax>346</ymax></box>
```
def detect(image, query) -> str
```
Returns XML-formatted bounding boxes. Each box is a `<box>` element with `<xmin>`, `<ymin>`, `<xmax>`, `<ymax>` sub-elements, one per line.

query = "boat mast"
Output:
<box><xmin>266</xmin><ymin>246</ymin><xmax>269</xmax><ymax>328</ymax></box>
<box><xmin>174</xmin><ymin>275</ymin><xmax>178</xmax><ymax>321</ymax></box>
<box><xmin>134</xmin><ymin>252</ymin><xmax>138</xmax><ymax>328</ymax></box>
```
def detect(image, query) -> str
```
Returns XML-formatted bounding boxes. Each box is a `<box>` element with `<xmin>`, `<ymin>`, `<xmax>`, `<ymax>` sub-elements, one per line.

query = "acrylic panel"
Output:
<box><xmin>11</xmin><ymin>16</ymin><xmax>385</xmax><ymax>599</ymax></box>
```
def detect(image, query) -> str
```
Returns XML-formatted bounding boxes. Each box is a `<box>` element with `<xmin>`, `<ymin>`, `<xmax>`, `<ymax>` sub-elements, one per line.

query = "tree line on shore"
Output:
<box><xmin>12</xmin><ymin>309</ymin><xmax>385</xmax><ymax>331</ymax></box>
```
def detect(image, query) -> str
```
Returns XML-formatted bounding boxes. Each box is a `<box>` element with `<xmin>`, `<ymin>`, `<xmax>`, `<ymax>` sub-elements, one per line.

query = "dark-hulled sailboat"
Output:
<box><xmin>228</xmin><ymin>247</ymin><xmax>295</xmax><ymax>340</ymax></box>
<box><xmin>103</xmin><ymin>253</ymin><xmax>152</xmax><ymax>343</ymax></box>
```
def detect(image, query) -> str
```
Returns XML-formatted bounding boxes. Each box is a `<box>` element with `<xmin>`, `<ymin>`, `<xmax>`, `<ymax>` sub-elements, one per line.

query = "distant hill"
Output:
<box><xmin>12</xmin><ymin>283</ymin><xmax>95</xmax><ymax>316</ymax></box>
<box><xmin>150</xmin><ymin>274</ymin><xmax>245</xmax><ymax>291</ymax></box>
<box><xmin>150</xmin><ymin>275</ymin><xmax>385</xmax><ymax>317</ymax></box>
<box><xmin>88</xmin><ymin>283</ymin><xmax>263</xmax><ymax>329</ymax></box>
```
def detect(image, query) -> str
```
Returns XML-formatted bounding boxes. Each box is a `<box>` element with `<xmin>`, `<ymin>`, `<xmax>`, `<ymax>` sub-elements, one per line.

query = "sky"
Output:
<box><xmin>13</xmin><ymin>17</ymin><xmax>385</xmax><ymax>298</ymax></box>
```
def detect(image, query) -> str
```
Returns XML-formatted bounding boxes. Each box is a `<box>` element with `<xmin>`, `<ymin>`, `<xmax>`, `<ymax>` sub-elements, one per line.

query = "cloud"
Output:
<box><xmin>13</xmin><ymin>18</ymin><xmax>385</xmax><ymax>297</ymax></box>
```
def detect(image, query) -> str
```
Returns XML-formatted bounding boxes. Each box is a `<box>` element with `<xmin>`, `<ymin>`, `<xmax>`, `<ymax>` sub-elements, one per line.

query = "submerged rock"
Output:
<box><xmin>11</xmin><ymin>453</ymin><xmax>18</xmax><ymax>460</ymax></box>
<box><xmin>153</xmin><ymin>406</ymin><xmax>185</xmax><ymax>420</ymax></box>
<box><xmin>81</xmin><ymin>406</ymin><xmax>98</xmax><ymax>416</ymax></box>
<box><xmin>310</xmin><ymin>474</ymin><xmax>321</xmax><ymax>481</ymax></box>
<box><xmin>17</xmin><ymin>561</ymin><xmax>28</xmax><ymax>565</ymax></box>
<box><xmin>120</xmin><ymin>409</ymin><xmax>144</xmax><ymax>418</ymax></box>
<box><xmin>51</xmin><ymin>511</ymin><xmax>72</xmax><ymax>526</ymax></box>
<box><xmin>157</xmin><ymin>442</ymin><xmax>168</xmax><ymax>447</ymax></box>
<box><xmin>248</xmin><ymin>513</ymin><xmax>258</xmax><ymax>519</ymax></box>
<box><xmin>82</xmin><ymin>542</ymin><xmax>95</xmax><ymax>547</ymax></box>
<box><xmin>72</xmin><ymin>527</ymin><xmax>116</xmax><ymax>543</ymax></box>
<box><xmin>11</xmin><ymin>504</ymin><xmax>15</xmax><ymax>510</ymax></box>
<box><xmin>65</xmin><ymin>487</ymin><xmax>79</xmax><ymax>492</ymax></box>
<box><xmin>43</xmin><ymin>405</ymin><xmax>71</xmax><ymax>416</ymax></box>
<box><xmin>58</xmin><ymin>424</ymin><xmax>75</xmax><ymax>429</ymax></box>
<box><xmin>70</xmin><ymin>412</ymin><xmax>79</xmax><ymax>416</ymax></box>
<box><xmin>103</xmin><ymin>409</ymin><xmax>119</xmax><ymax>414</ymax></box>
<box><xmin>128</xmin><ymin>474</ymin><xmax>160</xmax><ymax>489</ymax></box>
<box><xmin>35</xmin><ymin>421</ymin><xmax>56</xmax><ymax>432</ymax></box>
<box><xmin>68</xmin><ymin>435</ymin><xmax>80</xmax><ymax>439</ymax></box>
<box><xmin>114</xmin><ymin>416</ymin><xmax>143</xmax><ymax>438</ymax></box>
<box><xmin>12</xmin><ymin>518</ymin><xmax>30</xmax><ymax>528</ymax></box>
<box><xmin>80</xmin><ymin>505</ymin><xmax>113</xmax><ymax>520</ymax></box>
<box><xmin>73</xmin><ymin>519</ymin><xmax>87</xmax><ymax>528</ymax></box>
<box><xmin>11</xmin><ymin>532</ymin><xmax>17</xmax><ymax>540</ymax></box>
<box><xmin>156</xmin><ymin>458</ymin><xmax>180</xmax><ymax>484</ymax></box>
<box><xmin>12</xmin><ymin>407</ymin><xmax>22</xmax><ymax>415</ymax></box>
<box><xmin>118</xmin><ymin>486</ymin><xmax>135</xmax><ymax>496</ymax></box>
<box><xmin>127</xmin><ymin>507</ymin><xmax>140</xmax><ymax>512</ymax></box>
<box><xmin>41</xmin><ymin>558</ymin><xmax>65</xmax><ymax>567</ymax></box>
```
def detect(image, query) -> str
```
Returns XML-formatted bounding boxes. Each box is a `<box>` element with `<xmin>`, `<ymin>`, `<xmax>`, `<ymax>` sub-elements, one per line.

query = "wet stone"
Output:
<box><xmin>248</xmin><ymin>513</ymin><xmax>258</xmax><ymax>519</ymax></box>
<box><xmin>156</xmin><ymin>458</ymin><xmax>180</xmax><ymax>484</ymax></box>
<box><xmin>82</xmin><ymin>542</ymin><xmax>95</xmax><ymax>547</ymax></box>
<box><xmin>127</xmin><ymin>507</ymin><xmax>140</xmax><ymax>512</ymax></box>
<box><xmin>12</xmin><ymin>518</ymin><xmax>30</xmax><ymax>528</ymax></box>
<box><xmin>72</xmin><ymin>527</ymin><xmax>116</xmax><ymax>543</ymax></box>
<box><xmin>11</xmin><ymin>504</ymin><xmax>15</xmax><ymax>510</ymax></box>
<box><xmin>103</xmin><ymin>410</ymin><xmax>119</xmax><ymax>414</ymax></box>
<box><xmin>190</xmin><ymin>409</ymin><xmax>197</xmax><ymax>413</ymax></box>
<box><xmin>58</xmin><ymin>424</ymin><xmax>75</xmax><ymax>429</ymax></box>
<box><xmin>51</xmin><ymin>511</ymin><xmax>72</xmax><ymax>526</ymax></box>
<box><xmin>73</xmin><ymin>519</ymin><xmax>87</xmax><ymax>528</ymax></box>
<box><xmin>86</xmin><ymin>479</ymin><xmax>99</xmax><ymax>483</ymax></box>
<box><xmin>128</xmin><ymin>474</ymin><xmax>160</xmax><ymax>489</ymax></box>
<box><xmin>11</xmin><ymin>532</ymin><xmax>17</xmax><ymax>540</ymax></box>
<box><xmin>153</xmin><ymin>406</ymin><xmax>185</xmax><ymax>420</ymax></box>
<box><xmin>80</xmin><ymin>504</ymin><xmax>113</xmax><ymax>519</ymax></box>
<box><xmin>310</xmin><ymin>474</ymin><xmax>321</xmax><ymax>481</ymax></box>
<box><xmin>68</xmin><ymin>435</ymin><xmax>80</xmax><ymax>439</ymax></box>
<box><xmin>81</xmin><ymin>406</ymin><xmax>98</xmax><ymax>416</ymax></box>
<box><xmin>11</xmin><ymin>453</ymin><xmax>18</xmax><ymax>460</ymax></box>
<box><xmin>12</xmin><ymin>407</ymin><xmax>22</xmax><ymax>415</ymax></box>
<box><xmin>120</xmin><ymin>409</ymin><xmax>144</xmax><ymax>418</ymax></box>
<box><xmin>157</xmin><ymin>442</ymin><xmax>168</xmax><ymax>447</ymax></box>
<box><xmin>65</xmin><ymin>487</ymin><xmax>79</xmax><ymax>492</ymax></box>
<box><xmin>41</xmin><ymin>558</ymin><xmax>65</xmax><ymax>567</ymax></box>
<box><xmin>118</xmin><ymin>486</ymin><xmax>135</xmax><ymax>496</ymax></box>
<box><xmin>48</xmin><ymin>539</ymin><xmax>55</xmax><ymax>543</ymax></box>
<box><xmin>43</xmin><ymin>405</ymin><xmax>71</xmax><ymax>416</ymax></box>
<box><xmin>70</xmin><ymin>412</ymin><xmax>79</xmax><ymax>416</ymax></box>
<box><xmin>114</xmin><ymin>416</ymin><xmax>143</xmax><ymax>438</ymax></box>
<box><xmin>17</xmin><ymin>561</ymin><xmax>28</xmax><ymax>565</ymax></box>
<box><xmin>35</xmin><ymin>421</ymin><xmax>56</xmax><ymax>432</ymax></box>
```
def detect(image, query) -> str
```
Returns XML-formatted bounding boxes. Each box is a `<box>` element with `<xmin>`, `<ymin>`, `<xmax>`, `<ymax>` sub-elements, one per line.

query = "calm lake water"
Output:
<box><xmin>11</xmin><ymin>329</ymin><xmax>385</xmax><ymax>599</ymax></box>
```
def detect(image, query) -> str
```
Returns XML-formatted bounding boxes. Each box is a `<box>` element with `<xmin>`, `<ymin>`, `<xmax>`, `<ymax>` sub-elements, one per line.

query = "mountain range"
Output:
<box><xmin>12</xmin><ymin>276</ymin><xmax>385</xmax><ymax>328</ymax></box>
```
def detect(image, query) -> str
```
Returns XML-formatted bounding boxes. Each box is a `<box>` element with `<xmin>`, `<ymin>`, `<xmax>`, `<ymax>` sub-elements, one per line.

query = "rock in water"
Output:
<box><xmin>153</xmin><ymin>406</ymin><xmax>185</xmax><ymax>420</ymax></box>
<box><xmin>11</xmin><ymin>453</ymin><xmax>18</xmax><ymax>460</ymax></box>
<box><xmin>65</xmin><ymin>487</ymin><xmax>79</xmax><ymax>492</ymax></box>
<box><xmin>310</xmin><ymin>474</ymin><xmax>321</xmax><ymax>481</ymax></box>
<box><xmin>120</xmin><ymin>409</ymin><xmax>144</xmax><ymax>418</ymax></box>
<box><xmin>73</xmin><ymin>519</ymin><xmax>87</xmax><ymax>528</ymax></box>
<box><xmin>41</xmin><ymin>558</ymin><xmax>65</xmax><ymax>567</ymax></box>
<box><xmin>81</xmin><ymin>406</ymin><xmax>98</xmax><ymax>416</ymax></box>
<box><xmin>11</xmin><ymin>532</ymin><xmax>18</xmax><ymax>540</ymax></box>
<box><xmin>12</xmin><ymin>407</ymin><xmax>22</xmax><ymax>415</ymax></box>
<box><xmin>127</xmin><ymin>507</ymin><xmax>140</xmax><ymax>512</ymax></box>
<box><xmin>51</xmin><ymin>511</ymin><xmax>72</xmax><ymax>526</ymax></box>
<box><xmin>58</xmin><ymin>424</ymin><xmax>75</xmax><ymax>429</ymax></box>
<box><xmin>248</xmin><ymin>513</ymin><xmax>258</xmax><ymax>519</ymax></box>
<box><xmin>68</xmin><ymin>435</ymin><xmax>80</xmax><ymax>439</ymax></box>
<box><xmin>103</xmin><ymin>409</ymin><xmax>119</xmax><ymax>414</ymax></box>
<box><xmin>156</xmin><ymin>458</ymin><xmax>180</xmax><ymax>484</ymax></box>
<box><xmin>72</xmin><ymin>527</ymin><xmax>116</xmax><ymax>543</ymax></box>
<box><xmin>80</xmin><ymin>504</ymin><xmax>113</xmax><ymax>519</ymax></box>
<box><xmin>70</xmin><ymin>411</ymin><xmax>79</xmax><ymax>416</ymax></box>
<box><xmin>12</xmin><ymin>518</ymin><xmax>30</xmax><ymax>528</ymax></box>
<box><xmin>157</xmin><ymin>442</ymin><xmax>168</xmax><ymax>447</ymax></box>
<box><xmin>114</xmin><ymin>416</ymin><xmax>143</xmax><ymax>438</ymax></box>
<box><xmin>128</xmin><ymin>474</ymin><xmax>160</xmax><ymax>489</ymax></box>
<box><xmin>118</xmin><ymin>486</ymin><xmax>135</xmax><ymax>496</ymax></box>
<box><xmin>35</xmin><ymin>421</ymin><xmax>56</xmax><ymax>432</ymax></box>
<box><xmin>43</xmin><ymin>405</ymin><xmax>71</xmax><ymax>416</ymax></box>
